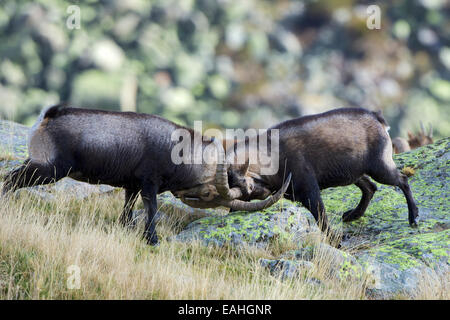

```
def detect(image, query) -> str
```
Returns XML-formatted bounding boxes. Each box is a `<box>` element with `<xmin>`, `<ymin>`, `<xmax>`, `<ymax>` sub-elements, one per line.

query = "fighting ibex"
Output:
<box><xmin>2</xmin><ymin>105</ymin><xmax>290</xmax><ymax>245</ymax></box>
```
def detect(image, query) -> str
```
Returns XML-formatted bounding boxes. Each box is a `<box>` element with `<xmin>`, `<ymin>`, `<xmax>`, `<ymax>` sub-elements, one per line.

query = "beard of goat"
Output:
<box><xmin>224</xmin><ymin>108</ymin><xmax>419</xmax><ymax>233</ymax></box>
<box><xmin>2</xmin><ymin>105</ymin><xmax>289</xmax><ymax>246</ymax></box>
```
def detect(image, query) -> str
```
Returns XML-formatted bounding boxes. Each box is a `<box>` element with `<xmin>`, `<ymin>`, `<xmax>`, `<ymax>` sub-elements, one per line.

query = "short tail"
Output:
<box><xmin>373</xmin><ymin>110</ymin><xmax>390</xmax><ymax>133</ymax></box>
<box><xmin>41</xmin><ymin>103</ymin><xmax>67</xmax><ymax>119</ymax></box>
<box><xmin>28</xmin><ymin>103</ymin><xmax>67</xmax><ymax>146</ymax></box>
<box><xmin>372</xmin><ymin>110</ymin><xmax>387</xmax><ymax>126</ymax></box>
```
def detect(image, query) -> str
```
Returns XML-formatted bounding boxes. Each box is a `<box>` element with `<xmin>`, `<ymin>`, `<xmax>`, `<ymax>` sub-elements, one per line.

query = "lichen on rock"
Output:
<box><xmin>172</xmin><ymin>201</ymin><xmax>320</xmax><ymax>247</ymax></box>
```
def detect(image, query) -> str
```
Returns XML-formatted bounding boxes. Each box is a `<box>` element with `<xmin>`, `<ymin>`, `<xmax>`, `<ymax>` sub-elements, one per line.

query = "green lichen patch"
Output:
<box><xmin>376</xmin><ymin>230</ymin><xmax>449</xmax><ymax>268</ymax></box>
<box><xmin>354</xmin><ymin>230</ymin><xmax>449</xmax><ymax>299</ymax></box>
<box><xmin>359</xmin><ymin>245</ymin><xmax>423</xmax><ymax>272</ymax></box>
<box><xmin>172</xmin><ymin>201</ymin><xmax>318</xmax><ymax>247</ymax></box>
<box><xmin>321</xmin><ymin>137</ymin><xmax>450</xmax><ymax>247</ymax></box>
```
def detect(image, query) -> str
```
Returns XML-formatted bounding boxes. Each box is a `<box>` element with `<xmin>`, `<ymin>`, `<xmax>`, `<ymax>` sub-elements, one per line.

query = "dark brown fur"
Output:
<box><xmin>228</xmin><ymin>108</ymin><xmax>419</xmax><ymax>232</ymax></box>
<box><xmin>2</xmin><ymin>105</ymin><xmax>224</xmax><ymax>245</ymax></box>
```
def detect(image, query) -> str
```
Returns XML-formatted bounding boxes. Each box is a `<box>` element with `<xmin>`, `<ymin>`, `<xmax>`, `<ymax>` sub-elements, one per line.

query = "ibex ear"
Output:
<box><xmin>407</xmin><ymin>131</ymin><xmax>414</xmax><ymax>139</ymax></box>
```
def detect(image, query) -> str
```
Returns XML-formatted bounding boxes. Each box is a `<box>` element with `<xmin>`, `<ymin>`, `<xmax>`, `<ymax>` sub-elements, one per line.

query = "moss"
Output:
<box><xmin>173</xmin><ymin>201</ymin><xmax>315</xmax><ymax>247</ymax></box>
<box><xmin>357</xmin><ymin>230</ymin><xmax>449</xmax><ymax>272</ymax></box>
<box><xmin>194</xmin><ymin>210</ymin><xmax>273</xmax><ymax>243</ymax></box>
<box><xmin>318</xmin><ymin>138</ymin><xmax>450</xmax><ymax>247</ymax></box>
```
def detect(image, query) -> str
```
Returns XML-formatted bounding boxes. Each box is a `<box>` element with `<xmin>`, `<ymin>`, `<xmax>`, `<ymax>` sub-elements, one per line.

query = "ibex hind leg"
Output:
<box><xmin>368</xmin><ymin>158</ymin><xmax>419</xmax><ymax>227</ymax></box>
<box><xmin>2</xmin><ymin>159</ymin><xmax>66</xmax><ymax>196</ymax></box>
<box><xmin>342</xmin><ymin>175</ymin><xmax>377</xmax><ymax>222</ymax></box>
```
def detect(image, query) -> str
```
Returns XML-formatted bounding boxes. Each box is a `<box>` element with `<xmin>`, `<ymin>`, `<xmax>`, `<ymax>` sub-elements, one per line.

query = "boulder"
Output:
<box><xmin>172</xmin><ymin>201</ymin><xmax>320</xmax><ymax>247</ymax></box>
<box><xmin>357</xmin><ymin>230</ymin><xmax>449</xmax><ymax>299</ymax></box>
<box><xmin>259</xmin><ymin>258</ymin><xmax>315</xmax><ymax>280</ymax></box>
<box><xmin>15</xmin><ymin>177</ymin><xmax>115</xmax><ymax>201</ymax></box>
<box><xmin>262</xmin><ymin>242</ymin><xmax>364</xmax><ymax>282</ymax></box>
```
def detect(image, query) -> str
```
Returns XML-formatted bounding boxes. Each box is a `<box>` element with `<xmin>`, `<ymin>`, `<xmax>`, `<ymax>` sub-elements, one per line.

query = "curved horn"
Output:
<box><xmin>214</xmin><ymin>139</ymin><xmax>242</xmax><ymax>200</ymax></box>
<box><xmin>241</xmin><ymin>157</ymin><xmax>250</xmax><ymax>175</ymax></box>
<box><xmin>218</xmin><ymin>173</ymin><xmax>292</xmax><ymax>212</ymax></box>
<box><xmin>180</xmin><ymin>173</ymin><xmax>292</xmax><ymax>211</ymax></box>
<box><xmin>428</xmin><ymin>123</ymin><xmax>433</xmax><ymax>138</ymax></box>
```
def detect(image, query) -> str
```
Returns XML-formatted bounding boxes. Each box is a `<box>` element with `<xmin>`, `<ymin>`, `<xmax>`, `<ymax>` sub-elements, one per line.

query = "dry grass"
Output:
<box><xmin>0</xmin><ymin>167</ymin><xmax>447</xmax><ymax>299</ymax></box>
<box><xmin>0</xmin><ymin>184</ymin><xmax>377</xmax><ymax>300</ymax></box>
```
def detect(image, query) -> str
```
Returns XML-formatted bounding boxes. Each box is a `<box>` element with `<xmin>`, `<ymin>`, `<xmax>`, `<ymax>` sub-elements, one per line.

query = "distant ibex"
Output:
<box><xmin>392</xmin><ymin>122</ymin><xmax>433</xmax><ymax>154</ymax></box>
<box><xmin>2</xmin><ymin>105</ymin><xmax>290</xmax><ymax>245</ymax></box>
<box><xmin>183</xmin><ymin>108</ymin><xmax>420</xmax><ymax>232</ymax></box>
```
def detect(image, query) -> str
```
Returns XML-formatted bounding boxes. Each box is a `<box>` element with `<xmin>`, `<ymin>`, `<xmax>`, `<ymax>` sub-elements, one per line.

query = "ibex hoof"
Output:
<box><xmin>342</xmin><ymin>209</ymin><xmax>363</xmax><ymax>222</ymax></box>
<box><xmin>145</xmin><ymin>234</ymin><xmax>159</xmax><ymax>246</ymax></box>
<box><xmin>409</xmin><ymin>218</ymin><xmax>419</xmax><ymax>228</ymax></box>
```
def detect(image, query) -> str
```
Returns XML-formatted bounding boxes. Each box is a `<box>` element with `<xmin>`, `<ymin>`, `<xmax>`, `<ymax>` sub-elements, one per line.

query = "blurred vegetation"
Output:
<box><xmin>0</xmin><ymin>0</ymin><xmax>449</xmax><ymax>138</ymax></box>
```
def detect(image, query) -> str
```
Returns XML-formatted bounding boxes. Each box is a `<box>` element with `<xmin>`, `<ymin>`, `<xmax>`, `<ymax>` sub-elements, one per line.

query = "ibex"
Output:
<box><xmin>407</xmin><ymin>122</ymin><xmax>433</xmax><ymax>149</ymax></box>
<box><xmin>392</xmin><ymin>122</ymin><xmax>433</xmax><ymax>154</ymax></box>
<box><xmin>2</xmin><ymin>105</ymin><xmax>290</xmax><ymax>245</ymax></box>
<box><xmin>183</xmin><ymin>108</ymin><xmax>420</xmax><ymax>232</ymax></box>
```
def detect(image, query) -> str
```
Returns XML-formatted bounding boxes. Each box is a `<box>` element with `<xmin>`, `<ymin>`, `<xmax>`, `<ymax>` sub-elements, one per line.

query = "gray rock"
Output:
<box><xmin>281</xmin><ymin>243</ymin><xmax>364</xmax><ymax>281</ymax></box>
<box><xmin>259</xmin><ymin>258</ymin><xmax>314</xmax><ymax>279</ymax></box>
<box><xmin>0</xmin><ymin>120</ymin><xmax>29</xmax><ymax>159</ymax></box>
<box><xmin>16</xmin><ymin>177</ymin><xmax>115</xmax><ymax>201</ymax></box>
<box><xmin>355</xmin><ymin>229</ymin><xmax>450</xmax><ymax>299</ymax></box>
<box><xmin>171</xmin><ymin>201</ymin><xmax>319</xmax><ymax>248</ymax></box>
<box><xmin>90</xmin><ymin>39</ymin><xmax>125</xmax><ymax>72</ymax></box>
<box><xmin>128</xmin><ymin>193</ymin><xmax>222</xmax><ymax>228</ymax></box>
<box><xmin>157</xmin><ymin>192</ymin><xmax>224</xmax><ymax>220</ymax></box>
<box><xmin>358</xmin><ymin>254</ymin><xmax>442</xmax><ymax>299</ymax></box>
<box><xmin>131</xmin><ymin>209</ymin><xmax>168</xmax><ymax>226</ymax></box>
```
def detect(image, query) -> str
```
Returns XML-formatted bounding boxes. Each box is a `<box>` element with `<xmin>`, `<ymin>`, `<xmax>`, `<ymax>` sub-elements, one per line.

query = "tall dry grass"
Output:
<box><xmin>0</xmin><ymin>165</ymin><xmax>447</xmax><ymax>299</ymax></box>
<box><xmin>0</xmin><ymin>182</ymin><xmax>377</xmax><ymax>300</ymax></box>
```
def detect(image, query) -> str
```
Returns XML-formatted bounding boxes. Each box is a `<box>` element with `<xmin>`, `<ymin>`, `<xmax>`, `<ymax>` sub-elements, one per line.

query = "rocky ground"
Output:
<box><xmin>0</xmin><ymin>119</ymin><xmax>448</xmax><ymax>299</ymax></box>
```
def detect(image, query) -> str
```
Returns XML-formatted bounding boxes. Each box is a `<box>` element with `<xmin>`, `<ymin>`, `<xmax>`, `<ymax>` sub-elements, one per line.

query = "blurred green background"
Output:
<box><xmin>0</xmin><ymin>0</ymin><xmax>449</xmax><ymax>138</ymax></box>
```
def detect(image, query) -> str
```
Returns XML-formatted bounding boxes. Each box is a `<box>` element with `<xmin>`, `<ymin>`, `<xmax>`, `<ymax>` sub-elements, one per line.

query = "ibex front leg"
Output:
<box><xmin>141</xmin><ymin>183</ymin><xmax>159</xmax><ymax>246</ymax></box>
<box><xmin>119</xmin><ymin>188</ymin><xmax>140</xmax><ymax>228</ymax></box>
